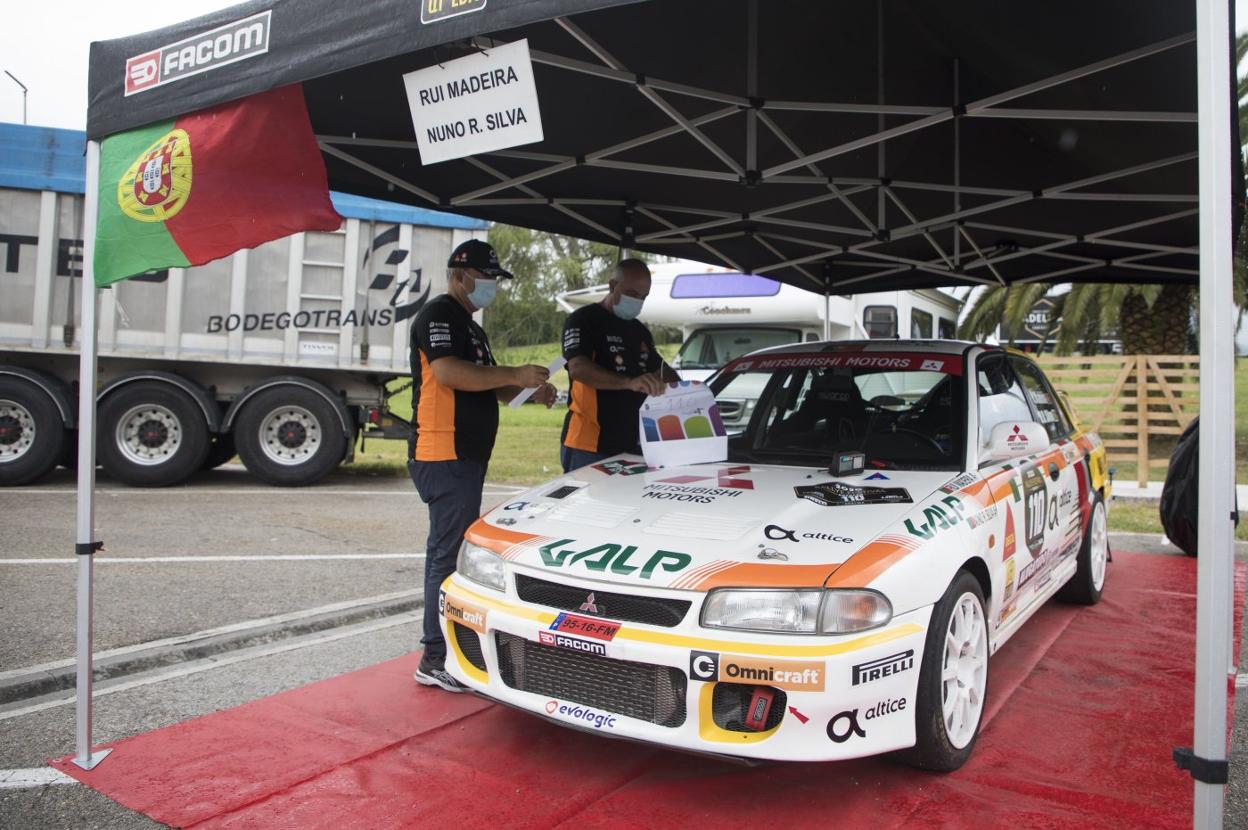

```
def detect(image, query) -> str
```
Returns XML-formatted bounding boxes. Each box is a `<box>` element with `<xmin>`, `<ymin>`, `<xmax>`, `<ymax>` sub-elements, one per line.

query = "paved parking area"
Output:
<box><xmin>0</xmin><ymin>470</ymin><xmax>1245</xmax><ymax>828</ymax></box>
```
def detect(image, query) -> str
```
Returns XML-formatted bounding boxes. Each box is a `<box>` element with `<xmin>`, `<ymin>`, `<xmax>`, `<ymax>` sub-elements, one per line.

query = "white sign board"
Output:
<box><xmin>403</xmin><ymin>39</ymin><xmax>544</xmax><ymax>165</ymax></box>
<box><xmin>638</xmin><ymin>381</ymin><xmax>729</xmax><ymax>468</ymax></box>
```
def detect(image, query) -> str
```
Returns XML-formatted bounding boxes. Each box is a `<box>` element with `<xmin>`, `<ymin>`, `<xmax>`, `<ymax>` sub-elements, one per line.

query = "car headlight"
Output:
<box><xmin>457</xmin><ymin>542</ymin><xmax>506</xmax><ymax>592</ymax></box>
<box><xmin>701</xmin><ymin>589</ymin><xmax>892</xmax><ymax>634</ymax></box>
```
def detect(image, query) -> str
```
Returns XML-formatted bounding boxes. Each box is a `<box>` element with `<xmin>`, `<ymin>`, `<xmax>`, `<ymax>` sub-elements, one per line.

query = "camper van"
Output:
<box><xmin>556</xmin><ymin>261</ymin><xmax>961</xmax><ymax>428</ymax></box>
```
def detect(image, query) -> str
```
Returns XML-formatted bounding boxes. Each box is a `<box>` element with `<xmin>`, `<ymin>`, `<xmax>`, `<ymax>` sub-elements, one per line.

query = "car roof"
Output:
<box><xmin>749</xmin><ymin>339</ymin><xmax>991</xmax><ymax>358</ymax></box>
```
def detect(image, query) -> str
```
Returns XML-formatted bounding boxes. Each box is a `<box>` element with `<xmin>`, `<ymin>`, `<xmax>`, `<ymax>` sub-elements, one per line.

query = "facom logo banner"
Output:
<box><xmin>125</xmin><ymin>11</ymin><xmax>272</xmax><ymax>96</ymax></box>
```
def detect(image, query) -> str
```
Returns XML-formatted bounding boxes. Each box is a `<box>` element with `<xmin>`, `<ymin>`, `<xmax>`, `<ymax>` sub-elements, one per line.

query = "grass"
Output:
<box><xmin>1107</xmin><ymin>499</ymin><xmax>1248</xmax><ymax>542</ymax></box>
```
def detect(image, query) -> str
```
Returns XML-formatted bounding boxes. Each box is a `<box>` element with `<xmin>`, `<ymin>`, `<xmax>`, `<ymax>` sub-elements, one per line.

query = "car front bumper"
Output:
<box><xmin>438</xmin><ymin>571</ymin><xmax>933</xmax><ymax>762</ymax></box>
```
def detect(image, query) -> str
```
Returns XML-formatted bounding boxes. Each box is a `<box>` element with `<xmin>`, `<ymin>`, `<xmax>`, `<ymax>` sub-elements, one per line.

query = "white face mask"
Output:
<box><xmin>612</xmin><ymin>294</ymin><xmax>644</xmax><ymax>320</ymax></box>
<box><xmin>466</xmin><ymin>277</ymin><xmax>498</xmax><ymax>310</ymax></box>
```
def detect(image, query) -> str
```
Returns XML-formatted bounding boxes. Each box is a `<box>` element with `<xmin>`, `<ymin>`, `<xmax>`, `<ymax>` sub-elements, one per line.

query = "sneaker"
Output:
<box><xmin>414</xmin><ymin>660</ymin><xmax>466</xmax><ymax>693</ymax></box>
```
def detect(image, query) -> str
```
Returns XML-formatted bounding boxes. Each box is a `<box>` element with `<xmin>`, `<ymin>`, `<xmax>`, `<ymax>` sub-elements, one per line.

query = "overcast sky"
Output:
<box><xmin>3</xmin><ymin>1</ymin><xmax>1248</xmax><ymax>130</ymax></box>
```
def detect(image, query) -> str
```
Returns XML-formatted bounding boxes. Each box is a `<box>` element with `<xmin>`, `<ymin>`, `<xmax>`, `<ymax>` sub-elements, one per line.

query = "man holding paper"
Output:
<box><xmin>408</xmin><ymin>239</ymin><xmax>555</xmax><ymax>692</ymax></box>
<box><xmin>561</xmin><ymin>259</ymin><xmax>679</xmax><ymax>472</ymax></box>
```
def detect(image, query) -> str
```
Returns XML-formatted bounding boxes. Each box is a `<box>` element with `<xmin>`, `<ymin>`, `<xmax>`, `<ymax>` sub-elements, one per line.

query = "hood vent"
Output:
<box><xmin>546</xmin><ymin>499</ymin><xmax>638</xmax><ymax>529</ymax></box>
<box><xmin>644</xmin><ymin>511</ymin><xmax>761</xmax><ymax>541</ymax></box>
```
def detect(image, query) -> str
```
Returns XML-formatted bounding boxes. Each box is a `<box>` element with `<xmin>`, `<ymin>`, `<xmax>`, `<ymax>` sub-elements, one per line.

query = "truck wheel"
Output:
<box><xmin>201</xmin><ymin>433</ymin><xmax>236</xmax><ymax>470</ymax></box>
<box><xmin>98</xmin><ymin>382</ymin><xmax>210</xmax><ymax>487</ymax></box>
<box><xmin>0</xmin><ymin>377</ymin><xmax>65</xmax><ymax>485</ymax></box>
<box><xmin>234</xmin><ymin>387</ymin><xmax>347</xmax><ymax>486</ymax></box>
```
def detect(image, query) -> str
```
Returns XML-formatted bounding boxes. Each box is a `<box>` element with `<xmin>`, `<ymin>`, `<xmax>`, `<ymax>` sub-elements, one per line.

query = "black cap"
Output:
<box><xmin>447</xmin><ymin>239</ymin><xmax>514</xmax><ymax>279</ymax></box>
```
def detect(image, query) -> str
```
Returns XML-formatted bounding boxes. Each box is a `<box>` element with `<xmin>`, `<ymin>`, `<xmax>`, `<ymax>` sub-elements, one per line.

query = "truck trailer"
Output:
<box><xmin>0</xmin><ymin>123</ymin><xmax>486</xmax><ymax>487</ymax></box>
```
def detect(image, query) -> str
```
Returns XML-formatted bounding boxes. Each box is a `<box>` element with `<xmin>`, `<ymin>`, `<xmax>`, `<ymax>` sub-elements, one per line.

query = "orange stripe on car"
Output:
<box><xmin>823</xmin><ymin>537</ymin><xmax>917</xmax><ymax>589</ymax></box>
<box><xmin>691</xmin><ymin>562</ymin><xmax>843</xmax><ymax>590</ymax></box>
<box><xmin>464</xmin><ymin>519</ymin><xmax>539</xmax><ymax>554</ymax></box>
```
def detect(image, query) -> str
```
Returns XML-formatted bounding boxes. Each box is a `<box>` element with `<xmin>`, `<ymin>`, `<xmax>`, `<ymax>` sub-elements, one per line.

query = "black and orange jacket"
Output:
<box><xmin>409</xmin><ymin>295</ymin><xmax>498</xmax><ymax>465</ymax></box>
<box><xmin>561</xmin><ymin>303</ymin><xmax>662</xmax><ymax>456</ymax></box>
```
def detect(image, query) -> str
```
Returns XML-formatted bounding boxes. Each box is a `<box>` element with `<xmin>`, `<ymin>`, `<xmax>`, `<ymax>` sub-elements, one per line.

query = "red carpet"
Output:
<box><xmin>54</xmin><ymin>552</ymin><xmax>1243</xmax><ymax>829</ymax></box>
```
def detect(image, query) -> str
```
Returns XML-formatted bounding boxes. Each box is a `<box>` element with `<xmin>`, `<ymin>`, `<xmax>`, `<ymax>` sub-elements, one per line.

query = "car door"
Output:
<box><xmin>974</xmin><ymin>354</ymin><xmax>1057</xmax><ymax>628</ymax></box>
<box><xmin>1008</xmin><ymin>357</ymin><xmax>1085</xmax><ymax>573</ymax></box>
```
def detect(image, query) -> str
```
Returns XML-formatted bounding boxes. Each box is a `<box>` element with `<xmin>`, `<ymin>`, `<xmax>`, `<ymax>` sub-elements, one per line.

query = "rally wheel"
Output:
<box><xmin>234</xmin><ymin>387</ymin><xmax>347</xmax><ymax>486</ymax></box>
<box><xmin>897</xmin><ymin>569</ymin><xmax>989</xmax><ymax>771</ymax></box>
<box><xmin>98</xmin><ymin>382</ymin><xmax>210</xmax><ymax>487</ymax></box>
<box><xmin>1058</xmin><ymin>496</ymin><xmax>1108</xmax><ymax>605</ymax></box>
<box><xmin>0</xmin><ymin>377</ymin><xmax>65</xmax><ymax>486</ymax></box>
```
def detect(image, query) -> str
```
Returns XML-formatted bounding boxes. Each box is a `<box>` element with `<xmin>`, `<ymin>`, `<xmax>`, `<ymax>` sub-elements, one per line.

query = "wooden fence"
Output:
<box><xmin>1037</xmin><ymin>354</ymin><xmax>1199</xmax><ymax>487</ymax></box>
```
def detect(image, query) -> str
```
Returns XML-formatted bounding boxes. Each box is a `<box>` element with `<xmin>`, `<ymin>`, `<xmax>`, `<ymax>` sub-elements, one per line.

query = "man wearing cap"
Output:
<box><xmin>561</xmin><ymin>258</ymin><xmax>678</xmax><ymax>472</ymax></box>
<box><xmin>409</xmin><ymin>239</ymin><xmax>555</xmax><ymax>692</ymax></box>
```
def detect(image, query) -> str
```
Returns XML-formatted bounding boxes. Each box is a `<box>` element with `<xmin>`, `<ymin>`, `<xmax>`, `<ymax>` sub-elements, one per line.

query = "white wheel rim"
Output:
<box><xmin>0</xmin><ymin>399</ymin><xmax>36</xmax><ymax>463</ymax></box>
<box><xmin>1090</xmin><ymin>501</ymin><xmax>1108</xmax><ymax>591</ymax></box>
<box><xmin>115</xmin><ymin>403</ymin><xmax>182</xmax><ymax>466</ymax></box>
<box><xmin>259</xmin><ymin>405</ymin><xmax>321</xmax><ymax>466</ymax></box>
<box><xmin>940</xmin><ymin>591</ymin><xmax>988</xmax><ymax>749</ymax></box>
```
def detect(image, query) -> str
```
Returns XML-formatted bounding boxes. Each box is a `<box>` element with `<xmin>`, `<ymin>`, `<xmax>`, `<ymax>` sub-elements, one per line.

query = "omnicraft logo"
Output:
<box><xmin>125</xmin><ymin>11</ymin><xmax>272</xmax><ymax>96</ymax></box>
<box><xmin>689</xmin><ymin>651</ymin><xmax>824</xmax><ymax>692</ymax></box>
<box><xmin>440</xmin><ymin>590</ymin><xmax>487</xmax><ymax>634</ymax></box>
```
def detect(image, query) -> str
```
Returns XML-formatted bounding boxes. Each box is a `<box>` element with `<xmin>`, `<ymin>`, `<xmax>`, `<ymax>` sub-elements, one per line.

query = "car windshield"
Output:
<box><xmin>709</xmin><ymin>350</ymin><xmax>966</xmax><ymax>470</ymax></box>
<box><xmin>675</xmin><ymin>327</ymin><xmax>801</xmax><ymax>370</ymax></box>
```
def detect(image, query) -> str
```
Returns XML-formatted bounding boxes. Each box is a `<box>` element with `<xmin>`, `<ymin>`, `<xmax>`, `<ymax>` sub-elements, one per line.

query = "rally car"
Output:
<box><xmin>438</xmin><ymin>340</ymin><xmax>1110</xmax><ymax>769</ymax></box>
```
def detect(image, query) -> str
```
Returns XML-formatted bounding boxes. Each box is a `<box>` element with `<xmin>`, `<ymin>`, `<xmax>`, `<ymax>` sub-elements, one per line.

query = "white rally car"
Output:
<box><xmin>439</xmin><ymin>340</ymin><xmax>1110</xmax><ymax>769</ymax></box>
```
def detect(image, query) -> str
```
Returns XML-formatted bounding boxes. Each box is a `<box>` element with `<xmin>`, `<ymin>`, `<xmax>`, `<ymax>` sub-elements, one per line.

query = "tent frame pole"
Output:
<box><xmin>1190</xmin><ymin>0</ymin><xmax>1234</xmax><ymax>825</ymax></box>
<box><xmin>72</xmin><ymin>139</ymin><xmax>110</xmax><ymax>772</ymax></box>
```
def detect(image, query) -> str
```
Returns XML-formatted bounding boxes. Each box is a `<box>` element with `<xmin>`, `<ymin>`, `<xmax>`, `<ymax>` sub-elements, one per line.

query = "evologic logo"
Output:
<box><xmin>125</xmin><ymin>11</ymin><xmax>271</xmax><ymax>96</ymax></box>
<box><xmin>537</xmin><ymin>539</ymin><xmax>691</xmax><ymax>580</ymax></box>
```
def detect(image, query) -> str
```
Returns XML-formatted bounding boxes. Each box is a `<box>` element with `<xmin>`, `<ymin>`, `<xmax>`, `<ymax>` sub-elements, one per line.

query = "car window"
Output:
<box><xmin>976</xmin><ymin>356</ymin><xmax>1032</xmax><ymax>455</ymax></box>
<box><xmin>1009</xmin><ymin>357</ymin><xmax>1072</xmax><ymax>441</ymax></box>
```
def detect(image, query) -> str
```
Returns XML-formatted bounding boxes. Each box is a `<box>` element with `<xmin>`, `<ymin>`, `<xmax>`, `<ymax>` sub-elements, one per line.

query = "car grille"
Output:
<box><xmin>514</xmin><ymin>574</ymin><xmax>691</xmax><ymax>628</ymax></box>
<box><xmin>495</xmin><ymin>632</ymin><xmax>686</xmax><ymax>727</ymax></box>
<box><xmin>452</xmin><ymin>622</ymin><xmax>486</xmax><ymax>671</ymax></box>
<box><xmin>717</xmin><ymin>400</ymin><xmax>744</xmax><ymax>420</ymax></box>
<box><xmin>711</xmin><ymin>683</ymin><xmax>787</xmax><ymax>732</ymax></box>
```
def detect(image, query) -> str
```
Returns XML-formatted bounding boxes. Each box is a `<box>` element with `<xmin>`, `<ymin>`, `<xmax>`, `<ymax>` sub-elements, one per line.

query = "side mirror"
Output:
<box><xmin>985</xmin><ymin>421</ymin><xmax>1049</xmax><ymax>462</ymax></box>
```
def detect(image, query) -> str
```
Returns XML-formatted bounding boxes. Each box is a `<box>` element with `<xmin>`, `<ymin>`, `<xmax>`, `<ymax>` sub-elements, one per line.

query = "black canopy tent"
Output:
<box><xmin>87</xmin><ymin>0</ymin><xmax>1240</xmax><ymax>291</ymax></box>
<box><xmin>78</xmin><ymin>2</ymin><xmax>1241</xmax><ymax>825</ymax></box>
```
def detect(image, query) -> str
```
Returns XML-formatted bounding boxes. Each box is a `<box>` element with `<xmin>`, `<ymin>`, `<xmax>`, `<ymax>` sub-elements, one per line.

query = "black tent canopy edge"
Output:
<box><xmin>86</xmin><ymin>0</ymin><xmax>1242</xmax><ymax>294</ymax></box>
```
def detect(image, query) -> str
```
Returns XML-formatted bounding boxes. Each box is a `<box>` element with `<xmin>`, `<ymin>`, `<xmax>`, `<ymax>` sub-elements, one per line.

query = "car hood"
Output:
<box><xmin>469</xmin><ymin>458</ymin><xmax>958</xmax><ymax>592</ymax></box>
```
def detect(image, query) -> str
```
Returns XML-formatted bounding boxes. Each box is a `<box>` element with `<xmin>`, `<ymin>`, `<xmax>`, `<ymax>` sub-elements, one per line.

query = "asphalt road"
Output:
<box><xmin>0</xmin><ymin>466</ymin><xmax>520</xmax><ymax>668</ymax></box>
<box><xmin>1</xmin><ymin>471</ymin><xmax>1246</xmax><ymax>828</ymax></box>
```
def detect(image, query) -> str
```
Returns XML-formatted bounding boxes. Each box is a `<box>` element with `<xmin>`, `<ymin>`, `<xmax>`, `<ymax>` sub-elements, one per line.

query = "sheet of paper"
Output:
<box><xmin>509</xmin><ymin>355</ymin><xmax>566</xmax><ymax>408</ymax></box>
<box><xmin>638</xmin><ymin>380</ymin><xmax>728</xmax><ymax>467</ymax></box>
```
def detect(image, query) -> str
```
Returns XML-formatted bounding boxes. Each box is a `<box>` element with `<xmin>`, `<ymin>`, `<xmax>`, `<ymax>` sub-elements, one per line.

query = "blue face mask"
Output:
<box><xmin>466</xmin><ymin>277</ymin><xmax>498</xmax><ymax>310</ymax></box>
<box><xmin>612</xmin><ymin>294</ymin><xmax>644</xmax><ymax>321</ymax></box>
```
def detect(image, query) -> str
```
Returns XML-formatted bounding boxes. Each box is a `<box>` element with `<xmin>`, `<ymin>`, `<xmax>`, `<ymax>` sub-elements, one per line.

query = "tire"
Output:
<box><xmin>896</xmin><ymin>570</ymin><xmax>989</xmax><ymax>771</ymax></box>
<box><xmin>97</xmin><ymin>382</ymin><xmax>210</xmax><ymax>487</ymax></box>
<box><xmin>1058</xmin><ymin>496</ymin><xmax>1109</xmax><ymax>605</ymax></box>
<box><xmin>234</xmin><ymin>387</ymin><xmax>347</xmax><ymax>486</ymax></box>
<box><xmin>201</xmin><ymin>433</ymin><xmax>237</xmax><ymax>470</ymax></box>
<box><xmin>58</xmin><ymin>431</ymin><xmax>78</xmax><ymax>470</ymax></box>
<box><xmin>0</xmin><ymin>377</ymin><xmax>66</xmax><ymax>486</ymax></box>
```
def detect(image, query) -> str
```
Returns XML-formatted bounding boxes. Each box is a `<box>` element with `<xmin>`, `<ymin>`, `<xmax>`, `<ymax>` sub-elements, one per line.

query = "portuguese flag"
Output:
<box><xmin>94</xmin><ymin>84</ymin><xmax>340</xmax><ymax>287</ymax></box>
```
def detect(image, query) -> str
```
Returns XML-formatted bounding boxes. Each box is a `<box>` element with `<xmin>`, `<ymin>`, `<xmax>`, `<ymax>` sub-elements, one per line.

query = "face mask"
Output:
<box><xmin>613</xmin><ymin>294</ymin><xmax>644</xmax><ymax>321</ymax></box>
<box><xmin>466</xmin><ymin>277</ymin><xmax>497</xmax><ymax>310</ymax></box>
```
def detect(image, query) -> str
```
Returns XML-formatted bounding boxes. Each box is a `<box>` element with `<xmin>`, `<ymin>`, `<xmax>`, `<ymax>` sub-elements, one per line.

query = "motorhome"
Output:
<box><xmin>556</xmin><ymin>261</ymin><xmax>961</xmax><ymax>427</ymax></box>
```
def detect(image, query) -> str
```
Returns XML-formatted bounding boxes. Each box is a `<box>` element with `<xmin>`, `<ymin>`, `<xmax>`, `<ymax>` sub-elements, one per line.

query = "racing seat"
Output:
<box><xmin>788</xmin><ymin>371</ymin><xmax>869</xmax><ymax>445</ymax></box>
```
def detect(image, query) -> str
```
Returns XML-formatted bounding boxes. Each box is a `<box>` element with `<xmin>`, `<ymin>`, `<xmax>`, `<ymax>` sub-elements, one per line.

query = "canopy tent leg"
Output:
<box><xmin>72</xmin><ymin>139</ymin><xmax>110</xmax><ymax>772</ymax></box>
<box><xmin>1190</xmin><ymin>0</ymin><xmax>1234</xmax><ymax>825</ymax></box>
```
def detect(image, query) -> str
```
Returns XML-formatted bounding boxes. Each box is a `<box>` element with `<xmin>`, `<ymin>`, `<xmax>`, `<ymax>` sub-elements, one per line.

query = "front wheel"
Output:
<box><xmin>234</xmin><ymin>387</ymin><xmax>347</xmax><ymax>486</ymax></box>
<box><xmin>896</xmin><ymin>570</ymin><xmax>989</xmax><ymax>771</ymax></box>
<box><xmin>1058</xmin><ymin>496</ymin><xmax>1108</xmax><ymax>605</ymax></box>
